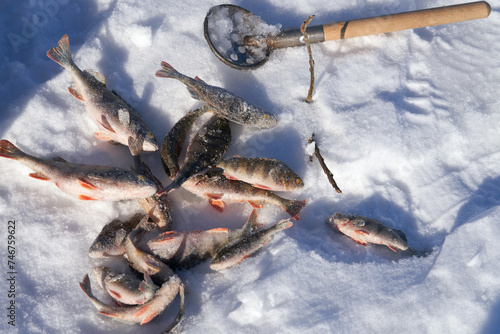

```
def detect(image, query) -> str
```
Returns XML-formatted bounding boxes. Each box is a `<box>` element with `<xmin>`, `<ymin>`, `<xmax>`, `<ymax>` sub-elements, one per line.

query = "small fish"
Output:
<box><xmin>147</xmin><ymin>209</ymin><xmax>259</xmax><ymax>269</ymax></box>
<box><xmin>157</xmin><ymin>114</ymin><xmax>231</xmax><ymax>195</ymax></box>
<box><xmin>47</xmin><ymin>35</ymin><xmax>157</xmax><ymax>155</ymax></box>
<box><xmin>133</xmin><ymin>157</ymin><xmax>173</xmax><ymax>230</ymax></box>
<box><xmin>124</xmin><ymin>216</ymin><xmax>178</xmax><ymax>281</ymax></box>
<box><xmin>93</xmin><ymin>266</ymin><xmax>158</xmax><ymax>305</ymax></box>
<box><xmin>181</xmin><ymin>171</ymin><xmax>307</xmax><ymax>220</ymax></box>
<box><xmin>216</xmin><ymin>156</ymin><xmax>304</xmax><ymax>191</ymax></box>
<box><xmin>210</xmin><ymin>218</ymin><xmax>293</xmax><ymax>271</ymax></box>
<box><xmin>326</xmin><ymin>213</ymin><xmax>427</xmax><ymax>256</ymax></box>
<box><xmin>155</xmin><ymin>62</ymin><xmax>278</xmax><ymax>129</ymax></box>
<box><xmin>161</xmin><ymin>105</ymin><xmax>211</xmax><ymax>178</ymax></box>
<box><xmin>88</xmin><ymin>213</ymin><xmax>144</xmax><ymax>258</ymax></box>
<box><xmin>0</xmin><ymin>140</ymin><xmax>157</xmax><ymax>201</ymax></box>
<box><xmin>79</xmin><ymin>275</ymin><xmax>184</xmax><ymax>326</ymax></box>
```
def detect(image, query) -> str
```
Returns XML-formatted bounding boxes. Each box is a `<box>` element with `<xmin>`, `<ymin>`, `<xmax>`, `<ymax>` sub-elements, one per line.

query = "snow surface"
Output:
<box><xmin>1</xmin><ymin>0</ymin><xmax>500</xmax><ymax>333</ymax></box>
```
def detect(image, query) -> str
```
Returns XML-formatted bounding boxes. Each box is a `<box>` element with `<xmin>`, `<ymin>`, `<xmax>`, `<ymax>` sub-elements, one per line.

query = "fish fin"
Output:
<box><xmin>98</xmin><ymin>115</ymin><xmax>116</xmax><ymax>133</ymax></box>
<box><xmin>84</xmin><ymin>69</ymin><xmax>106</xmax><ymax>85</ymax></box>
<box><xmin>285</xmin><ymin>199</ymin><xmax>307</xmax><ymax>220</ymax></box>
<box><xmin>78</xmin><ymin>194</ymin><xmax>97</xmax><ymax>200</ymax></box>
<box><xmin>208</xmin><ymin>199</ymin><xmax>225</xmax><ymax>212</ymax></box>
<box><xmin>354</xmin><ymin>240</ymin><xmax>368</xmax><ymax>246</ymax></box>
<box><xmin>248</xmin><ymin>201</ymin><xmax>264</xmax><ymax>209</ymax></box>
<box><xmin>224</xmin><ymin>174</ymin><xmax>239</xmax><ymax>181</ymax></box>
<box><xmin>187</xmin><ymin>87</ymin><xmax>201</xmax><ymax>100</ymax></box>
<box><xmin>0</xmin><ymin>140</ymin><xmax>23</xmax><ymax>160</ymax></box>
<box><xmin>206</xmin><ymin>193</ymin><xmax>223</xmax><ymax>200</ymax></box>
<box><xmin>78</xmin><ymin>178</ymin><xmax>99</xmax><ymax>190</ymax></box>
<box><xmin>118</xmin><ymin>108</ymin><xmax>130</xmax><ymax>126</ymax></box>
<box><xmin>94</xmin><ymin>132</ymin><xmax>112</xmax><ymax>141</ymax></box>
<box><xmin>139</xmin><ymin>272</ymin><xmax>153</xmax><ymax>292</ymax></box>
<box><xmin>46</xmin><ymin>34</ymin><xmax>73</xmax><ymax>68</ymax></box>
<box><xmin>354</xmin><ymin>230</ymin><xmax>369</xmax><ymax>235</ymax></box>
<box><xmin>209</xmin><ymin>227</ymin><xmax>228</xmax><ymax>233</ymax></box>
<box><xmin>387</xmin><ymin>245</ymin><xmax>399</xmax><ymax>252</ymax></box>
<box><xmin>140</xmin><ymin>311</ymin><xmax>156</xmax><ymax>325</ymax></box>
<box><xmin>135</xmin><ymin>305</ymin><xmax>150</xmax><ymax>318</ymax></box>
<box><xmin>108</xmin><ymin>289</ymin><xmax>121</xmax><ymax>299</ymax></box>
<box><xmin>52</xmin><ymin>156</ymin><xmax>68</xmax><ymax>162</ymax></box>
<box><xmin>29</xmin><ymin>172</ymin><xmax>50</xmax><ymax>181</ymax></box>
<box><xmin>242</xmin><ymin>208</ymin><xmax>259</xmax><ymax>233</ymax></box>
<box><xmin>394</xmin><ymin>229</ymin><xmax>408</xmax><ymax>243</ymax></box>
<box><xmin>68</xmin><ymin>85</ymin><xmax>84</xmax><ymax>101</ymax></box>
<box><xmin>155</xmin><ymin>61</ymin><xmax>179</xmax><ymax>79</ymax></box>
<box><xmin>195</xmin><ymin>76</ymin><xmax>207</xmax><ymax>84</ymax></box>
<box><xmin>98</xmin><ymin>310</ymin><xmax>120</xmax><ymax>318</ymax></box>
<box><xmin>253</xmin><ymin>183</ymin><xmax>273</xmax><ymax>190</ymax></box>
<box><xmin>128</xmin><ymin>136</ymin><xmax>143</xmax><ymax>156</ymax></box>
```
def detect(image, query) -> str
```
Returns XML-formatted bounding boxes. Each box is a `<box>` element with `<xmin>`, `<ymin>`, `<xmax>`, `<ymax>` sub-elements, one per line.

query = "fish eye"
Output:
<box><xmin>296</xmin><ymin>179</ymin><xmax>302</xmax><ymax>184</ymax></box>
<box><xmin>148</xmin><ymin>133</ymin><xmax>154</xmax><ymax>139</ymax></box>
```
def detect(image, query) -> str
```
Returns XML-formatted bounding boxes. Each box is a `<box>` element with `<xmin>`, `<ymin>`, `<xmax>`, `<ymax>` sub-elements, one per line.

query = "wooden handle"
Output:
<box><xmin>323</xmin><ymin>1</ymin><xmax>491</xmax><ymax>41</ymax></box>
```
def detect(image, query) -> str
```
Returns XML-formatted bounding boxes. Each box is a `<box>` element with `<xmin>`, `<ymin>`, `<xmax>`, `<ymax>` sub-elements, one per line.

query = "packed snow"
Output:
<box><xmin>1</xmin><ymin>0</ymin><xmax>500</xmax><ymax>333</ymax></box>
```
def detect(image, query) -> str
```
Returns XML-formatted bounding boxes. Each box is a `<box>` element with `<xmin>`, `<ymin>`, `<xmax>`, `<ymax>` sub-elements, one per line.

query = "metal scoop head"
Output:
<box><xmin>203</xmin><ymin>4</ymin><xmax>280</xmax><ymax>70</ymax></box>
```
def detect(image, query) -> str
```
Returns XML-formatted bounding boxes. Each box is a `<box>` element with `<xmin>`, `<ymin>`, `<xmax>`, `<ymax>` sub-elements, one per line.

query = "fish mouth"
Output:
<box><xmin>143</xmin><ymin>133</ymin><xmax>159</xmax><ymax>151</ymax></box>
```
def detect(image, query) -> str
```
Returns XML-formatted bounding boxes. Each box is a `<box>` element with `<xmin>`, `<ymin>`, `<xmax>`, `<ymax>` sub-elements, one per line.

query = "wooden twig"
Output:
<box><xmin>301</xmin><ymin>15</ymin><xmax>315</xmax><ymax>103</ymax></box>
<box><xmin>308</xmin><ymin>134</ymin><xmax>342</xmax><ymax>194</ymax></box>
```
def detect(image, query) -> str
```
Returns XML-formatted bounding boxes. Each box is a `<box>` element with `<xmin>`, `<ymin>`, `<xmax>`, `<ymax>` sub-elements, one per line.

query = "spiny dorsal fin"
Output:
<box><xmin>84</xmin><ymin>69</ymin><xmax>106</xmax><ymax>85</ymax></box>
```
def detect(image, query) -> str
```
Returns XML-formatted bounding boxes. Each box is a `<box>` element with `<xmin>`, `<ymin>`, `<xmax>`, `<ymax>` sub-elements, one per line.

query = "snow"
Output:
<box><xmin>1</xmin><ymin>0</ymin><xmax>500</xmax><ymax>333</ymax></box>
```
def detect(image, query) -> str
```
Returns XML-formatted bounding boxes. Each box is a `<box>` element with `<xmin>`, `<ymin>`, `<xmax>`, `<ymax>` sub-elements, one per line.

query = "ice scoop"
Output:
<box><xmin>203</xmin><ymin>1</ymin><xmax>491</xmax><ymax>70</ymax></box>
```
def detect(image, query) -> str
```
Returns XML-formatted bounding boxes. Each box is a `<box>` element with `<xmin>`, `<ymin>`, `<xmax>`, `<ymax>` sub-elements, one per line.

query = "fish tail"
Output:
<box><xmin>0</xmin><ymin>140</ymin><xmax>25</xmax><ymax>160</ymax></box>
<box><xmin>242</xmin><ymin>209</ymin><xmax>259</xmax><ymax>233</ymax></box>
<box><xmin>79</xmin><ymin>274</ymin><xmax>105</xmax><ymax>310</ymax></box>
<box><xmin>155</xmin><ymin>61</ymin><xmax>181</xmax><ymax>79</ymax></box>
<box><xmin>273</xmin><ymin>219</ymin><xmax>294</xmax><ymax>231</ymax></box>
<box><xmin>284</xmin><ymin>199</ymin><xmax>307</xmax><ymax>220</ymax></box>
<box><xmin>46</xmin><ymin>34</ymin><xmax>74</xmax><ymax>68</ymax></box>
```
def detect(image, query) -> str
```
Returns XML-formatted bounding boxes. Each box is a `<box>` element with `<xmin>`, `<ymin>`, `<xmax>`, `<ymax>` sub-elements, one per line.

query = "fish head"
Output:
<box><xmin>142</xmin><ymin>132</ymin><xmax>159</xmax><ymax>152</ymax></box>
<box><xmin>326</xmin><ymin>213</ymin><xmax>347</xmax><ymax>230</ymax></box>
<box><xmin>285</xmin><ymin>176</ymin><xmax>304</xmax><ymax>191</ymax></box>
<box><xmin>245</xmin><ymin>104</ymin><xmax>279</xmax><ymax>129</ymax></box>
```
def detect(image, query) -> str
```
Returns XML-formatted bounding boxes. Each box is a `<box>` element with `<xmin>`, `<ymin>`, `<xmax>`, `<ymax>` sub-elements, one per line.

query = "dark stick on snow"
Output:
<box><xmin>308</xmin><ymin>134</ymin><xmax>342</xmax><ymax>194</ymax></box>
<box><xmin>301</xmin><ymin>15</ymin><xmax>315</xmax><ymax>103</ymax></box>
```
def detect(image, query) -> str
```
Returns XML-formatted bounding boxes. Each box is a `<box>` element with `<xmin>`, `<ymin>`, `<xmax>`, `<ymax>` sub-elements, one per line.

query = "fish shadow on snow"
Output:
<box><xmin>0</xmin><ymin>0</ymin><xmax>117</xmax><ymax>136</ymax></box>
<box><xmin>451</xmin><ymin>176</ymin><xmax>500</xmax><ymax>234</ymax></box>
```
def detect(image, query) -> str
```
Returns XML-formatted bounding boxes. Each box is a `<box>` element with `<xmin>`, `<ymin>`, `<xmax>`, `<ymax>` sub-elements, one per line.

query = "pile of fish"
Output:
<box><xmin>0</xmin><ymin>33</ymin><xmax>428</xmax><ymax>331</ymax></box>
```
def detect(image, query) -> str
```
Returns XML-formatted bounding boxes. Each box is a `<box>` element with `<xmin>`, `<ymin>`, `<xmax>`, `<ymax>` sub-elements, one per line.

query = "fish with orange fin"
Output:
<box><xmin>157</xmin><ymin>113</ymin><xmax>231</xmax><ymax>195</ymax></box>
<box><xmin>0</xmin><ymin>140</ymin><xmax>157</xmax><ymax>201</ymax></box>
<box><xmin>326</xmin><ymin>213</ymin><xmax>428</xmax><ymax>257</ymax></box>
<box><xmin>210</xmin><ymin>218</ymin><xmax>293</xmax><ymax>271</ymax></box>
<box><xmin>155</xmin><ymin>62</ymin><xmax>278</xmax><ymax>129</ymax></box>
<box><xmin>161</xmin><ymin>105</ymin><xmax>211</xmax><ymax>179</ymax></box>
<box><xmin>181</xmin><ymin>171</ymin><xmax>307</xmax><ymax>220</ymax></box>
<box><xmin>216</xmin><ymin>156</ymin><xmax>304</xmax><ymax>192</ymax></box>
<box><xmin>147</xmin><ymin>209</ymin><xmax>259</xmax><ymax>269</ymax></box>
<box><xmin>79</xmin><ymin>275</ymin><xmax>184</xmax><ymax>326</ymax></box>
<box><xmin>47</xmin><ymin>34</ymin><xmax>157</xmax><ymax>156</ymax></box>
<box><xmin>93</xmin><ymin>266</ymin><xmax>159</xmax><ymax>306</ymax></box>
